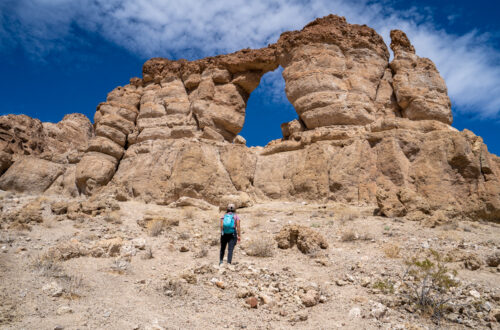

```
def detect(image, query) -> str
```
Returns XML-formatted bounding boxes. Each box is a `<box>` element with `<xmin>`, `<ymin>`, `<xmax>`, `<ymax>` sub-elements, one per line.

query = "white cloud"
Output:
<box><xmin>1</xmin><ymin>0</ymin><xmax>499</xmax><ymax>117</ymax></box>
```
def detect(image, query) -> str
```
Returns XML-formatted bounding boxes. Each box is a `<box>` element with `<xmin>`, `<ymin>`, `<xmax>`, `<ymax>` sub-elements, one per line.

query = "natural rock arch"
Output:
<box><xmin>3</xmin><ymin>14</ymin><xmax>496</xmax><ymax>222</ymax></box>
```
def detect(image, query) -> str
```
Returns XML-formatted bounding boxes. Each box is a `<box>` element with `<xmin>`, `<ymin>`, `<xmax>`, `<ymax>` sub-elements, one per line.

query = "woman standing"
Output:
<box><xmin>219</xmin><ymin>203</ymin><xmax>241</xmax><ymax>265</ymax></box>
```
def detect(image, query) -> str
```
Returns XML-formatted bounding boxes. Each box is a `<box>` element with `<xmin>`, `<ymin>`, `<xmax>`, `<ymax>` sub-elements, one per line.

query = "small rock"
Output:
<box><xmin>482</xmin><ymin>301</ymin><xmax>492</xmax><ymax>312</ymax></box>
<box><xmin>179</xmin><ymin>246</ymin><xmax>189</xmax><ymax>252</ymax></box>
<box><xmin>42</xmin><ymin>282</ymin><xmax>64</xmax><ymax>297</ymax></box>
<box><xmin>131</xmin><ymin>238</ymin><xmax>146</xmax><ymax>250</ymax></box>
<box><xmin>259</xmin><ymin>294</ymin><xmax>273</xmax><ymax>305</ymax></box>
<box><xmin>360</xmin><ymin>277</ymin><xmax>371</xmax><ymax>287</ymax></box>
<box><xmin>349</xmin><ymin>307</ymin><xmax>361</xmax><ymax>318</ymax></box>
<box><xmin>370</xmin><ymin>302</ymin><xmax>387</xmax><ymax>319</ymax></box>
<box><xmin>236</xmin><ymin>288</ymin><xmax>252</xmax><ymax>298</ymax></box>
<box><xmin>301</xmin><ymin>290</ymin><xmax>320</xmax><ymax>307</ymax></box>
<box><xmin>486</xmin><ymin>251</ymin><xmax>500</xmax><ymax>267</ymax></box>
<box><xmin>289</xmin><ymin>310</ymin><xmax>308</xmax><ymax>322</ymax></box>
<box><xmin>464</xmin><ymin>254</ymin><xmax>483</xmax><ymax>270</ymax></box>
<box><xmin>246</xmin><ymin>296</ymin><xmax>258</xmax><ymax>308</ymax></box>
<box><xmin>56</xmin><ymin>306</ymin><xmax>73</xmax><ymax>315</ymax></box>
<box><xmin>181</xmin><ymin>273</ymin><xmax>197</xmax><ymax>284</ymax></box>
<box><xmin>469</xmin><ymin>290</ymin><xmax>481</xmax><ymax>299</ymax></box>
<box><xmin>336</xmin><ymin>279</ymin><xmax>348</xmax><ymax>286</ymax></box>
<box><xmin>215</xmin><ymin>281</ymin><xmax>225</xmax><ymax>289</ymax></box>
<box><xmin>54</xmin><ymin>326</ymin><xmax>64</xmax><ymax>330</ymax></box>
<box><xmin>491</xmin><ymin>308</ymin><xmax>500</xmax><ymax>322</ymax></box>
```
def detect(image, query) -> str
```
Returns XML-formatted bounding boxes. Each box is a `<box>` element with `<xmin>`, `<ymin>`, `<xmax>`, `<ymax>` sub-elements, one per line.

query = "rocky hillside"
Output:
<box><xmin>0</xmin><ymin>14</ymin><xmax>499</xmax><ymax>223</ymax></box>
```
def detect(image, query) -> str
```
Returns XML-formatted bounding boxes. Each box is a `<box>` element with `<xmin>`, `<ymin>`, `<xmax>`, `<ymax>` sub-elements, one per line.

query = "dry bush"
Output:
<box><xmin>178</xmin><ymin>232</ymin><xmax>190</xmax><ymax>240</ymax></box>
<box><xmin>341</xmin><ymin>230</ymin><xmax>357</xmax><ymax>242</ymax></box>
<box><xmin>161</xmin><ymin>278</ymin><xmax>187</xmax><ymax>297</ymax></box>
<box><xmin>31</xmin><ymin>254</ymin><xmax>63</xmax><ymax>277</ymax></box>
<box><xmin>383</xmin><ymin>243</ymin><xmax>401</xmax><ymax>258</ymax></box>
<box><xmin>194</xmin><ymin>248</ymin><xmax>208</xmax><ymax>258</ymax></box>
<box><xmin>254</xmin><ymin>210</ymin><xmax>267</xmax><ymax>218</ymax></box>
<box><xmin>60</xmin><ymin>274</ymin><xmax>84</xmax><ymax>300</ymax></box>
<box><xmin>340</xmin><ymin>229</ymin><xmax>372</xmax><ymax>242</ymax></box>
<box><xmin>245</xmin><ymin>236</ymin><xmax>274</xmax><ymax>257</ymax></box>
<box><xmin>103</xmin><ymin>211</ymin><xmax>122</xmax><ymax>224</ymax></box>
<box><xmin>183</xmin><ymin>208</ymin><xmax>196</xmax><ymax>220</ymax></box>
<box><xmin>248</xmin><ymin>218</ymin><xmax>261</xmax><ymax>230</ymax></box>
<box><xmin>141</xmin><ymin>246</ymin><xmax>154</xmax><ymax>260</ymax></box>
<box><xmin>109</xmin><ymin>258</ymin><xmax>129</xmax><ymax>275</ymax></box>
<box><xmin>336</xmin><ymin>207</ymin><xmax>361</xmax><ymax>224</ymax></box>
<box><xmin>148</xmin><ymin>219</ymin><xmax>165</xmax><ymax>237</ymax></box>
<box><xmin>42</xmin><ymin>217</ymin><xmax>57</xmax><ymax>229</ymax></box>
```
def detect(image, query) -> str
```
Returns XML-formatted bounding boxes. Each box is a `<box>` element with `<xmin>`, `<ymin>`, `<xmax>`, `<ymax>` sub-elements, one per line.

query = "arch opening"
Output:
<box><xmin>239</xmin><ymin>67</ymin><xmax>297</xmax><ymax>146</ymax></box>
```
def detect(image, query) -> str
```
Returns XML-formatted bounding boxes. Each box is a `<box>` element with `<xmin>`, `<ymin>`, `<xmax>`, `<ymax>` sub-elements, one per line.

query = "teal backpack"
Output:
<box><xmin>223</xmin><ymin>213</ymin><xmax>236</xmax><ymax>234</ymax></box>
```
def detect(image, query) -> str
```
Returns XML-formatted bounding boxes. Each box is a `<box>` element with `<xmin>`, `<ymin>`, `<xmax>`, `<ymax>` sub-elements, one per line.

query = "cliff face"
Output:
<box><xmin>0</xmin><ymin>15</ymin><xmax>498</xmax><ymax>221</ymax></box>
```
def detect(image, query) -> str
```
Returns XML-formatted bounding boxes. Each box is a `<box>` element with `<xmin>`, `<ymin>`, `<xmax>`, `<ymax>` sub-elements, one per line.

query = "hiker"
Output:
<box><xmin>219</xmin><ymin>203</ymin><xmax>241</xmax><ymax>265</ymax></box>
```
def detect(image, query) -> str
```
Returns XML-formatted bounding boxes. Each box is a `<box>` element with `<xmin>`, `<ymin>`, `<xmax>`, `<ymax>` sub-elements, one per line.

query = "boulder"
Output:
<box><xmin>275</xmin><ymin>224</ymin><xmax>328</xmax><ymax>254</ymax></box>
<box><xmin>0</xmin><ymin>157</ymin><xmax>65</xmax><ymax>193</ymax></box>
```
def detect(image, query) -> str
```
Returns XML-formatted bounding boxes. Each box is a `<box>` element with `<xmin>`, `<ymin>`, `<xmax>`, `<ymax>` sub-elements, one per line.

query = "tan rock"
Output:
<box><xmin>390</xmin><ymin>30</ymin><xmax>452</xmax><ymax>124</ymax></box>
<box><xmin>75</xmin><ymin>152</ymin><xmax>117</xmax><ymax>195</ymax></box>
<box><xmin>0</xmin><ymin>114</ymin><xmax>45</xmax><ymax>156</ymax></box>
<box><xmin>275</xmin><ymin>224</ymin><xmax>328</xmax><ymax>254</ymax></box>
<box><xmin>0</xmin><ymin>157</ymin><xmax>65</xmax><ymax>193</ymax></box>
<box><xmin>277</xmin><ymin>15</ymin><xmax>389</xmax><ymax>129</ymax></box>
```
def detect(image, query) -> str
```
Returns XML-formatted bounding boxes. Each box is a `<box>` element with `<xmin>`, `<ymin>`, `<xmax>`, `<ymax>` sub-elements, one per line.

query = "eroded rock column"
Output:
<box><xmin>75</xmin><ymin>82</ymin><xmax>142</xmax><ymax>194</ymax></box>
<box><xmin>389</xmin><ymin>30</ymin><xmax>453</xmax><ymax>124</ymax></box>
<box><xmin>277</xmin><ymin>15</ymin><xmax>392</xmax><ymax>129</ymax></box>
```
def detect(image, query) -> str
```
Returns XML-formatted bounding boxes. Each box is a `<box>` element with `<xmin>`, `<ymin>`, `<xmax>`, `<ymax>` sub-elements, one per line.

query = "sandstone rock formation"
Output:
<box><xmin>389</xmin><ymin>30</ymin><xmax>452</xmax><ymax>124</ymax></box>
<box><xmin>0</xmin><ymin>114</ymin><xmax>93</xmax><ymax>195</ymax></box>
<box><xmin>0</xmin><ymin>14</ymin><xmax>499</xmax><ymax>222</ymax></box>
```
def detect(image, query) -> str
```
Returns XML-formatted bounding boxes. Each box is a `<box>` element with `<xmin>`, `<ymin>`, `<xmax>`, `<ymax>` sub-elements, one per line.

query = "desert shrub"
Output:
<box><xmin>246</xmin><ymin>236</ymin><xmax>274</xmax><ymax>257</ymax></box>
<box><xmin>31</xmin><ymin>254</ymin><xmax>63</xmax><ymax>277</ymax></box>
<box><xmin>336</xmin><ymin>207</ymin><xmax>361</xmax><ymax>224</ymax></box>
<box><xmin>141</xmin><ymin>246</ymin><xmax>154</xmax><ymax>260</ymax></box>
<box><xmin>372</xmin><ymin>279</ymin><xmax>395</xmax><ymax>294</ymax></box>
<box><xmin>103</xmin><ymin>211</ymin><xmax>122</xmax><ymax>224</ymax></box>
<box><xmin>194</xmin><ymin>248</ymin><xmax>208</xmax><ymax>258</ymax></box>
<box><xmin>341</xmin><ymin>230</ymin><xmax>357</xmax><ymax>242</ymax></box>
<box><xmin>310</xmin><ymin>223</ymin><xmax>321</xmax><ymax>228</ymax></box>
<box><xmin>109</xmin><ymin>258</ymin><xmax>129</xmax><ymax>275</ymax></box>
<box><xmin>183</xmin><ymin>208</ymin><xmax>195</xmax><ymax>220</ymax></box>
<box><xmin>341</xmin><ymin>229</ymin><xmax>372</xmax><ymax>242</ymax></box>
<box><xmin>401</xmin><ymin>249</ymin><xmax>459</xmax><ymax>319</ymax></box>
<box><xmin>383</xmin><ymin>244</ymin><xmax>401</xmax><ymax>258</ymax></box>
<box><xmin>148</xmin><ymin>219</ymin><xmax>165</xmax><ymax>237</ymax></box>
<box><xmin>60</xmin><ymin>274</ymin><xmax>83</xmax><ymax>300</ymax></box>
<box><xmin>178</xmin><ymin>232</ymin><xmax>191</xmax><ymax>240</ymax></box>
<box><xmin>161</xmin><ymin>278</ymin><xmax>187</xmax><ymax>297</ymax></box>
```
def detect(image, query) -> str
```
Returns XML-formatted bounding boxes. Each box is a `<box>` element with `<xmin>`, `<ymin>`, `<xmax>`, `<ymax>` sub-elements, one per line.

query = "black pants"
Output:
<box><xmin>220</xmin><ymin>233</ymin><xmax>237</xmax><ymax>264</ymax></box>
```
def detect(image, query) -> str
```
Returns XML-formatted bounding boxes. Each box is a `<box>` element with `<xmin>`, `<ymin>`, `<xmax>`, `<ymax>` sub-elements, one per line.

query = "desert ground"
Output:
<box><xmin>0</xmin><ymin>191</ymin><xmax>499</xmax><ymax>330</ymax></box>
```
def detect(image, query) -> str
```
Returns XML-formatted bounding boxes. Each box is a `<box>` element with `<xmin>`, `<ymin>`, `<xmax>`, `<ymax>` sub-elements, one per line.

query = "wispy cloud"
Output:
<box><xmin>1</xmin><ymin>0</ymin><xmax>499</xmax><ymax>117</ymax></box>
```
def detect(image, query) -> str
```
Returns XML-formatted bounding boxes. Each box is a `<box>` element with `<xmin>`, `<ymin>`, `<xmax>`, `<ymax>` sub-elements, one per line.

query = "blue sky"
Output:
<box><xmin>1</xmin><ymin>0</ymin><xmax>499</xmax><ymax>155</ymax></box>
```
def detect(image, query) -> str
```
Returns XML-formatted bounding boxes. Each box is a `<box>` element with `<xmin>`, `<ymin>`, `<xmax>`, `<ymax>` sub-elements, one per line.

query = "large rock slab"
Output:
<box><xmin>0</xmin><ymin>157</ymin><xmax>65</xmax><ymax>193</ymax></box>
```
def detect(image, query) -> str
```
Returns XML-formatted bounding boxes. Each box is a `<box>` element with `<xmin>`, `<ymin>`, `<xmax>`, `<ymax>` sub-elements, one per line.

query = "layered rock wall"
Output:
<box><xmin>0</xmin><ymin>14</ymin><xmax>498</xmax><ymax>222</ymax></box>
